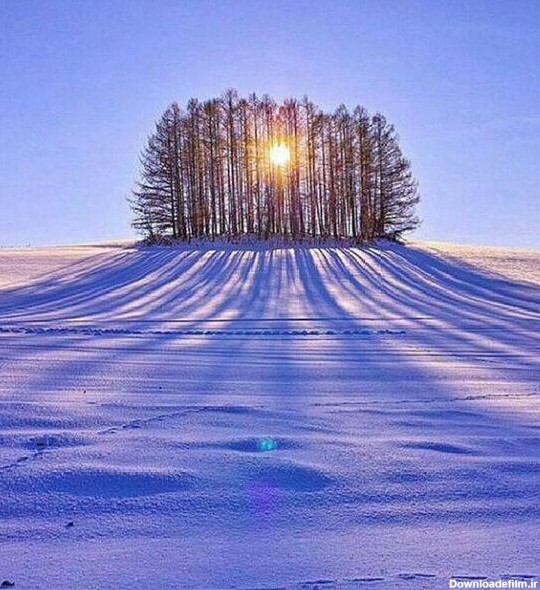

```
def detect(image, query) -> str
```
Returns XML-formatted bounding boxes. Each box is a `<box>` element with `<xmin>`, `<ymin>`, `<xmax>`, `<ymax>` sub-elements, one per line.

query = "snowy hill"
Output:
<box><xmin>0</xmin><ymin>241</ymin><xmax>539</xmax><ymax>589</ymax></box>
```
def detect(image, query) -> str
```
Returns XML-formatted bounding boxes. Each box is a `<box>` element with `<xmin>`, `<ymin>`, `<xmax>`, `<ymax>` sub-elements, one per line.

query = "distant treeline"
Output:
<box><xmin>131</xmin><ymin>90</ymin><xmax>420</xmax><ymax>242</ymax></box>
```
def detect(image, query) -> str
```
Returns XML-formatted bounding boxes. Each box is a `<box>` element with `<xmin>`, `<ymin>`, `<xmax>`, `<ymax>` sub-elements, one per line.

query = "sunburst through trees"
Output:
<box><xmin>131</xmin><ymin>90</ymin><xmax>420</xmax><ymax>242</ymax></box>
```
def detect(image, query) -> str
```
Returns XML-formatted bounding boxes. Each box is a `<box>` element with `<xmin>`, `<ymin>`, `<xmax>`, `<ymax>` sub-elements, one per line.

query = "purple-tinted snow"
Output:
<box><xmin>0</xmin><ymin>240</ymin><xmax>538</xmax><ymax>589</ymax></box>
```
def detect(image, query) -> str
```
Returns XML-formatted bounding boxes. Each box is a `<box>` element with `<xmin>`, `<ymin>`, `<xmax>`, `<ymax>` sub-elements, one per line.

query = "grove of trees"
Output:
<box><xmin>131</xmin><ymin>90</ymin><xmax>420</xmax><ymax>242</ymax></box>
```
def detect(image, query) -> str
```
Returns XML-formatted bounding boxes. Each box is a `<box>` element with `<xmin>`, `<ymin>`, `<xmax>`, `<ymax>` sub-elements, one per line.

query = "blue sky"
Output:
<box><xmin>1</xmin><ymin>0</ymin><xmax>538</xmax><ymax>247</ymax></box>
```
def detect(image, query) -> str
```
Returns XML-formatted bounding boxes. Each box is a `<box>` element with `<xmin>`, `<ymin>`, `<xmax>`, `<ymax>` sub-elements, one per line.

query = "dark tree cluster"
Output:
<box><xmin>130</xmin><ymin>90</ymin><xmax>420</xmax><ymax>242</ymax></box>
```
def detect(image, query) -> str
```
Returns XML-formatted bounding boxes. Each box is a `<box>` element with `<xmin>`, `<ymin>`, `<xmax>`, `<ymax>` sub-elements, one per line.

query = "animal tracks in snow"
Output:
<box><xmin>0</xmin><ymin>242</ymin><xmax>539</xmax><ymax>589</ymax></box>
<box><xmin>0</xmin><ymin>324</ymin><xmax>407</xmax><ymax>338</ymax></box>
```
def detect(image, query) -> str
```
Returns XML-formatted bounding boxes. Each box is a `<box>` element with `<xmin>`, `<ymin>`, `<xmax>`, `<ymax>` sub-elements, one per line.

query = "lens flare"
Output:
<box><xmin>257</xmin><ymin>437</ymin><xmax>278</xmax><ymax>452</ymax></box>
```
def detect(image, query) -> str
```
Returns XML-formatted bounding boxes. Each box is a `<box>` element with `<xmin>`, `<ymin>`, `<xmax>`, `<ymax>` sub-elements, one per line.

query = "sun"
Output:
<box><xmin>269</xmin><ymin>144</ymin><xmax>290</xmax><ymax>167</ymax></box>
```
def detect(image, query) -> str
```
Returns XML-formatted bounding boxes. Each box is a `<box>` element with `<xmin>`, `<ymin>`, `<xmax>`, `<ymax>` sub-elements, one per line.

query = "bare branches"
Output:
<box><xmin>130</xmin><ymin>91</ymin><xmax>420</xmax><ymax>242</ymax></box>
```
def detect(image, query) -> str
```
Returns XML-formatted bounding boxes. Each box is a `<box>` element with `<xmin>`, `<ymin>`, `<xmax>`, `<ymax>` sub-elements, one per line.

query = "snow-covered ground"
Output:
<box><xmin>0</xmin><ymin>240</ymin><xmax>538</xmax><ymax>589</ymax></box>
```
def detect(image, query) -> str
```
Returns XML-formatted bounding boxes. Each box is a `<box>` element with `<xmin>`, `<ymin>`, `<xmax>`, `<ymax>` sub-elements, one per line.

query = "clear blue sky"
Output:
<box><xmin>1</xmin><ymin>0</ymin><xmax>538</xmax><ymax>247</ymax></box>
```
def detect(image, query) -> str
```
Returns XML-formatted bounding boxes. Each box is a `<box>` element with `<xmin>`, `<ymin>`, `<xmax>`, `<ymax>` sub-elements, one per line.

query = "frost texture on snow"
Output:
<box><xmin>0</xmin><ymin>241</ymin><xmax>538</xmax><ymax>589</ymax></box>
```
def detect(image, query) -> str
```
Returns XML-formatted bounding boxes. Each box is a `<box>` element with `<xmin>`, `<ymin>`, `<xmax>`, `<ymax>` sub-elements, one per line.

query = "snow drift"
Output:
<box><xmin>0</xmin><ymin>240</ymin><xmax>538</xmax><ymax>589</ymax></box>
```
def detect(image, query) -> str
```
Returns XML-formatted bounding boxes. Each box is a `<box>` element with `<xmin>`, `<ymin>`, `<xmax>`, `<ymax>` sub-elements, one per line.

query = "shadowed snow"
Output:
<box><xmin>0</xmin><ymin>240</ymin><xmax>538</xmax><ymax>589</ymax></box>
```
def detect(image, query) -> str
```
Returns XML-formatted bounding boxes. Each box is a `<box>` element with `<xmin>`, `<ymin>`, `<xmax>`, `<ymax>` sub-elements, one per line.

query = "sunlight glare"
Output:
<box><xmin>269</xmin><ymin>144</ymin><xmax>290</xmax><ymax>167</ymax></box>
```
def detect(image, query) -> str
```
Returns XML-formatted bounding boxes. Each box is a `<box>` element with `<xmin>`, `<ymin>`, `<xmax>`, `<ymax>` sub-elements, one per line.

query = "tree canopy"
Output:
<box><xmin>131</xmin><ymin>90</ymin><xmax>420</xmax><ymax>242</ymax></box>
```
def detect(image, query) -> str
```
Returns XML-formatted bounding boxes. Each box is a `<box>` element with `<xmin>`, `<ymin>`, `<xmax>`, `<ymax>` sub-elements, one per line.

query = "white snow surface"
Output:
<box><xmin>0</xmin><ymin>240</ymin><xmax>539</xmax><ymax>589</ymax></box>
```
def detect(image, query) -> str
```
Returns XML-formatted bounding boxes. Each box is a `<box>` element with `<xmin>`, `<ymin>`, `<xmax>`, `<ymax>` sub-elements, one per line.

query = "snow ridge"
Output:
<box><xmin>0</xmin><ymin>241</ymin><xmax>538</xmax><ymax>589</ymax></box>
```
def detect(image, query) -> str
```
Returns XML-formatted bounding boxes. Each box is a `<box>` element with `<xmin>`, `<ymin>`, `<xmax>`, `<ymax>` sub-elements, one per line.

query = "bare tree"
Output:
<box><xmin>131</xmin><ymin>91</ymin><xmax>420</xmax><ymax>243</ymax></box>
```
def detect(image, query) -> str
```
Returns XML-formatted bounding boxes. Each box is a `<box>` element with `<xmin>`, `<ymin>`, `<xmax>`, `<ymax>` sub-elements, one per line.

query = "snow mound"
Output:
<box><xmin>0</xmin><ymin>240</ymin><xmax>538</xmax><ymax>589</ymax></box>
